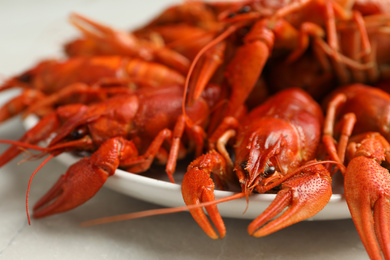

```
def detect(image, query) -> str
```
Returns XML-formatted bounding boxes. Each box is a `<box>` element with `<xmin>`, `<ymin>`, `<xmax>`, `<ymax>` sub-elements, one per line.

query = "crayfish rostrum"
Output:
<box><xmin>1</xmin><ymin>1</ymin><xmax>390</xmax><ymax>260</ymax></box>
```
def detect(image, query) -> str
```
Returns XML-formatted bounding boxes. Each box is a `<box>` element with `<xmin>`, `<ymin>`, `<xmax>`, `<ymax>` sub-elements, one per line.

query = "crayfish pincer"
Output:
<box><xmin>323</xmin><ymin>84</ymin><xmax>390</xmax><ymax>260</ymax></box>
<box><xmin>181</xmin><ymin>88</ymin><xmax>338</xmax><ymax>239</ymax></box>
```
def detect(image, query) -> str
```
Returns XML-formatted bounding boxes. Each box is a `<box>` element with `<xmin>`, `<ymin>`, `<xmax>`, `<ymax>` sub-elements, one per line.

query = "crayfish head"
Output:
<box><xmin>236</xmin><ymin>160</ymin><xmax>282</xmax><ymax>198</ymax></box>
<box><xmin>0</xmin><ymin>59</ymin><xmax>57</xmax><ymax>91</ymax></box>
<box><xmin>234</xmin><ymin>118</ymin><xmax>301</xmax><ymax>195</ymax></box>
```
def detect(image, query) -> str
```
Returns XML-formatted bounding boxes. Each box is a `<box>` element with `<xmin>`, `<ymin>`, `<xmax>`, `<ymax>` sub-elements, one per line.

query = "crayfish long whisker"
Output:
<box><xmin>0</xmin><ymin>139</ymin><xmax>47</xmax><ymax>151</ymax></box>
<box><xmin>26</xmin><ymin>154</ymin><xmax>54</xmax><ymax>225</ymax></box>
<box><xmin>48</xmin><ymin>136</ymin><xmax>93</xmax><ymax>152</ymax></box>
<box><xmin>17</xmin><ymin>148</ymin><xmax>46</xmax><ymax>165</ymax></box>
<box><xmin>80</xmin><ymin>192</ymin><xmax>246</xmax><ymax>228</ymax></box>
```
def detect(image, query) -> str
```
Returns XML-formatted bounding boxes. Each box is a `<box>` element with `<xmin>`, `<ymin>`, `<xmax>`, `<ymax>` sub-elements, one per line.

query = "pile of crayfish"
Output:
<box><xmin>1</xmin><ymin>1</ymin><xmax>390</xmax><ymax>259</ymax></box>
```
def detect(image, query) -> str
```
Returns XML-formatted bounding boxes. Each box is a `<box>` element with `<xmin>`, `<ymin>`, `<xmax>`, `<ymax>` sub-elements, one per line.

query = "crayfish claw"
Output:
<box><xmin>181</xmin><ymin>151</ymin><xmax>229</xmax><ymax>239</ymax></box>
<box><xmin>344</xmin><ymin>156</ymin><xmax>390</xmax><ymax>260</ymax></box>
<box><xmin>248</xmin><ymin>189</ymin><xmax>292</xmax><ymax>237</ymax></box>
<box><xmin>373</xmin><ymin>196</ymin><xmax>390</xmax><ymax>259</ymax></box>
<box><xmin>248</xmin><ymin>164</ymin><xmax>332</xmax><ymax>237</ymax></box>
<box><xmin>34</xmin><ymin>137</ymin><xmax>138</xmax><ymax>218</ymax></box>
<box><xmin>33</xmin><ymin>157</ymin><xmax>108</xmax><ymax>218</ymax></box>
<box><xmin>181</xmin><ymin>167</ymin><xmax>225</xmax><ymax>239</ymax></box>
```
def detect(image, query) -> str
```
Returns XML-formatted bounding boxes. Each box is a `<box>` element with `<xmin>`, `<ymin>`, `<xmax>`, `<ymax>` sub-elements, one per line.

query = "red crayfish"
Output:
<box><xmin>0</xmin><ymin>84</ymin><xmax>223</xmax><ymax>220</ymax></box>
<box><xmin>0</xmin><ymin>55</ymin><xmax>186</xmax><ymax>124</ymax></box>
<box><xmin>180</xmin><ymin>88</ymin><xmax>338</xmax><ymax>239</ymax></box>
<box><xmin>323</xmin><ymin>84</ymin><xmax>390</xmax><ymax>260</ymax></box>
<box><xmin>2</xmin><ymin>1</ymin><xmax>390</xmax><ymax>260</ymax></box>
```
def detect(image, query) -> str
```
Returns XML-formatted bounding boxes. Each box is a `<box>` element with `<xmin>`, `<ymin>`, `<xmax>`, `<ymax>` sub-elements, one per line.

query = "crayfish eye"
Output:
<box><xmin>227</xmin><ymin>12</ymin><xmax>237</xmax><ymax>18</ymax></box>
<box><xmin>17</xmin><ymin>73</ymin><xmax>32</xmax><ymax>83</ymax></box>
<box><xmin>263</xmin><ymin>165</ymin><xmax>276</xmax><ymax>178</ymax></box>
<box><xmin>240</xmin><ymin>161</ymin><xmax>249</xmax><ymax>174</ymax></box>
<box><xmin>237</xmin><ymin>5</ymin><xmax>251</xmax><ymax>14</ymax></box>
<box><xmin>227</xmin><ymin>5</ymin><xmax>251</xmax><ymax>18</ymax></box>
<box><xmin>71</xmin><ymin>126</ymin><xmax>87</xmax><ymax>139</ymax></box>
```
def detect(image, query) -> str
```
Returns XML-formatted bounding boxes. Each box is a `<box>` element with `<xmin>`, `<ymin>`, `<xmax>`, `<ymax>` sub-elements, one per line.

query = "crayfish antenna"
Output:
<box><xmin>0</xmin><ymin>139</ymin><xmax>47</xmax><ymax>152</ymax></box>
<box><xmin>26</xmin><ymin>154</ymin><xmax>54</xmax><ymax>225</ymax></box>
<box><xmin>0</xmin><ymin>139</ymin><xmax>48</xmax><ymax>167</ymax></box>
<box><xmin>0</xmin><ymin>107</ymin><xmax>75</xmax><ymax>167</ymax></box>
<box><xmin>80</xmin><ymin>192</ymin><xmax>245</xmax><ymax>227</ymax></box>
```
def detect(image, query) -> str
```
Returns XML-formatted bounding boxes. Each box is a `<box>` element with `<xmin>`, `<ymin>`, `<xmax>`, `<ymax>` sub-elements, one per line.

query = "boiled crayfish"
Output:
<box><xmin>322</xmin><ymin>84</ymin><xmax>390</xmax><ymax>260</ymax></box>
<box><xmin>0</xmin><ymin>84</ymin><xmax>224</xmax><ymax>220</ymax></box>
<box><xmin>181</xmin><ymin>88</ymin><xmax>337</xmax><ymax>239</ymax></box>
<box><xmin>0</xmin><ymin>55</ymin><xmax>186</xmax><ymax>124</ymax></box>
<box><xmin>183</xmin><ymin>0</ymin><xmax>380</xmax><ymax>116</ymax></box>
<box><xmin>1</xmin><ymin>1</ymin><xmax>390</xmax><ymax>260</ymax></box>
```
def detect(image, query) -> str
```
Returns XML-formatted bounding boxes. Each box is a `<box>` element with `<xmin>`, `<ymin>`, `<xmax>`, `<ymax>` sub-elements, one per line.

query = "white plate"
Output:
<box><xmin>23</xmin><ymin>115</ymin><xmax>351</xmax><ymax>220</ymax></box>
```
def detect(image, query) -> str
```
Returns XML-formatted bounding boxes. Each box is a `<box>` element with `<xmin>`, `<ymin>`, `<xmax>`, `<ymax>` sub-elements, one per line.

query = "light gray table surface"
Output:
<box><xmin>0</xmin><ymin>0</ymin><xmax>370</xmax><ymax>259</ymax></box>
